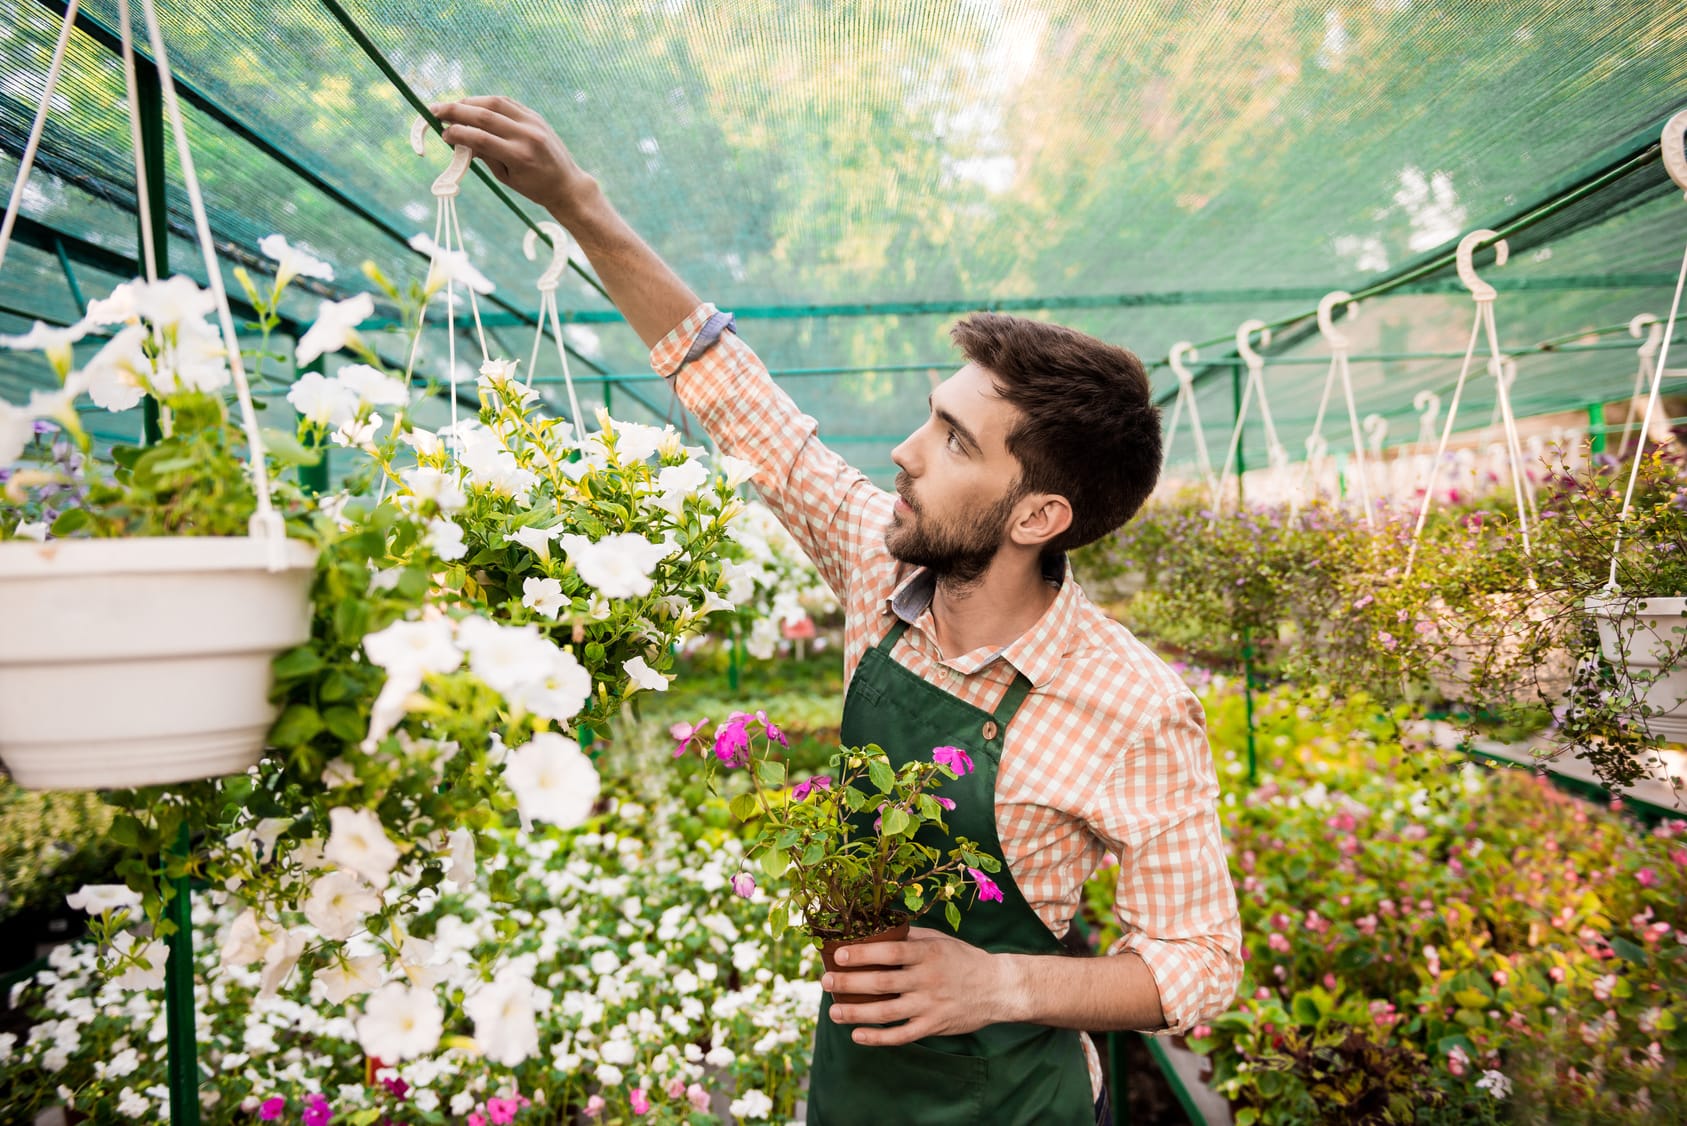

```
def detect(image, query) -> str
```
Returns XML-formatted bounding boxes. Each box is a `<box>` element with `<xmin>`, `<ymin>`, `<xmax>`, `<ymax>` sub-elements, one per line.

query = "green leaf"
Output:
<box><xmin>259</xmin><ymin>426</ymin><xmax>322</xmax><ymax>468</ymax></box>
<box><xmin>867</xmin><ymin>759</ymin><xmax>895</xmax><ymax>793</ymax></box>
<box><xmin>1610</xmin><ymin>935</ymin><xmax>1651</xmax><ymax>965</ymax></box>
<box><xmin>49</xmin><ymin>508</ymin><xmax>91</xmax><ymax>535</ymax></box>
<box><xmin>756</xmin><ymin>760</ymin><xmax>786</xmax><ymax>787</ymax></box>
<box><xmin>770</xmin><ymin>903</ymin><xmax>789</xmax><ymax>939</ymax></box>
<box><xmin>944</xmin><ymin>902</ymin><xmax>961</xmax><ymax>930</ymax></box>
<box><xmin>881</xmin><ymin>807</ymin><xmax>910</xmax><ymax>837</ymax></box>
<box><xmin>1291</xmin><ymin>993</ymin><xmax>1322</xmax><ymax>1025</ymax></box>
<box><xmin>108</xmin><ymin>814</ymin><xmax>145</xmax><ymax>849</ymax></box>
<box><xmin>903</xmin><ymin>885</ymin><xmax>925</xmax><ymax>911</ymax></box>
<box><xmin>270</xmin><ymin>704</ymin><xmax>324</xmax><ymax>746</ymax></box>
<box><xmin>761</xmin><ymin>849</ymin><xmax>790</xmax><ymax>878</ymax></box>
<box><xmin>729</xmin><ymin>792</ymin><xmax>760</xmax><ymax>822</ymax></box>
<box><xmin>322</xmin><ymin>706</ymin><xmax>364</xmax><ymax>743</ymax></box>
<box><xmin>271</xmin><ymin>646</ymin><xmax>325</xmax><ymax>680</ymax></box>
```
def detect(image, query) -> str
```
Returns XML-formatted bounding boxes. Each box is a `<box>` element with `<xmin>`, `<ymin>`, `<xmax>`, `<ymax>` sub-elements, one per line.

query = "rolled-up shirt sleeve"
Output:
<box><xmin>1097</xmin><ymin>690</ymin><xmax>1243</xmax><ymax>1034</ymax></box>
<box><xmin>650</xmin><ymin>302</ymin><xmax>891</xmax><ymax>604</ymax></box>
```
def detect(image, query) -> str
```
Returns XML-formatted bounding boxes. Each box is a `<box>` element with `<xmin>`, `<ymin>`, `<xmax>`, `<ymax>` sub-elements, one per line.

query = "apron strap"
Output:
<box><xmin>874</xmin><ymin>616</ymin><xmax>1034</xmax><ymax>735</ymax></box>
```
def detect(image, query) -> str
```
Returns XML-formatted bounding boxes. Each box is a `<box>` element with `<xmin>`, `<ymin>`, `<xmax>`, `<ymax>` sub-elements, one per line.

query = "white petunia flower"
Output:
<box><xmin>656</xmin><ymin>458</ymin><xmax>709</xmax><ymax>500</ymax></box>
<box><xmin>316</xmin><ymin>954</ymin><xmax>384</xmax><ymax>1006</ymax></box>
<box><xmin>115</xmin><ymin>1087</ymin><xmax>150</xmax><ymax>1118</ymax></box>
<box><xmin>425</xmin><ymin>518</ymin><xmax>467</xmax><ymax>562</ymax></box>
<box><xmin>509</xmin><ymin>647</ymin><xmax>592</xmax><ymax>723</ymax></box>
<box><xmin>398</xmin><ymin>427</ymin><xmax>444</xmax><ymax>457</ymax></box>
<box><xmin>324</xmin><ymin>807</ymin><xmax>401</xmax><ymax>890</ymax></box>
<box><xmin>507</xmin><ymin>524</ymin><xmax>562</xmax><ymax>561</ymax></box>
<box><xmin>456</xmin><ymin>618</ymin><xmax>557</xmax><ymax>698</ymax></box>
<box><xmin>729</xmin><ymin>1089</ymin><xmax>774</xmax><ymax>1121</ymax></box>
<box><xmin>623</xmin><ymin>656</ymin><xmax>669</xmax><ymax>693</ymax></box>
<box><xmin>363</xmin><ymin>666</ymin><xmax>421</xmax><ymax>750</ymax></box>
<box><xmin>521</xmin><ymin>576</ymin><xmax>567</xmax><ymax>619</ymax></box>
<box><xmin>716</xmin><ymin>453</ymin><xmax>760</xmax><ymax>487</ymax></box>
<box><xmin>465</xmin><ymin>976</ymin><xmax>540</xmax><ymax>1066</ymax></box>
<box><xmin>0</xmin><ymin>320</ymin><xmax>88</xmax><ymax>379</ymax></box>
<box><xmin>303</xmin><ymin>870</ymin><xmax>381</xmax><ymax>941</ymax></box>
<box><xmin>332</xmin><ymin>411</ymin><xmax>381</xmax><ymax>449</ymax></box>
<box><xmin>443</xmin><ymin>827</ymin><xmax>475</xmax><ymax>891</ymax></box>
<box><xmin>258</xmin><ymin>926</ymin><xmax>309</xmax><ymax>997</ymax></box>
<box><xmin>362</xmin><ymin>618</ymin><xmax>461</xmax><ymax>677</ymax></box>
<box><xmin>130</xmin><ymin>275</ymin><xmax>216</xmax><ymax>329</ymax></box>
<box><xmin>337</xmin><ymin>363</ymin><xmax>410</xmax><ymax>408</ymax></box>
<box><xmin>259</xmin><ymin>233</ymin><xmax>335</xmax><ymax>287</ymax></box>
<box><xmin>396</xmin><ymin>934</ymin><xmax>446</xmax><ymax>989</ymax></box>
<box><xmin>558</xmin><ymin>532</ymin><xmax>670</xmax><ymax>599</ymax></box>
<box><xmin>110</xmin><ymin>931</ymin><xmax>168</xmax><ymax>991</ymax></box>
<box><xmin>356</xmin><ymin>982</ymin><xmax>444</xmax><ymax>1061</ymax></box>
<box><xmin>502</xmin><ymin>732</ymin><xmax>600</xmax><ymax>830</ymax></box>
<box><xmin>66</xmin><ymin>884</ymin><xmax>142</xmax><ymax>916</ymax></box>
<box><xmin>155</xmin><ymin>316</ymin><xmax>230</xmax><ymax>394</ymax></box>
<box><xmin>296</xmin><ymin>292</ymin><xmax>375</xmax><ymax>364</ymax></box>
<box><xmin>400</xmin><ymin>466</ymin><xmax>466</xmax><ymax>513</ymax></box>
<box><xmin>410</xmin><ymin>233</ymin><xmax>495</xmax><ymax>296</ymax></box>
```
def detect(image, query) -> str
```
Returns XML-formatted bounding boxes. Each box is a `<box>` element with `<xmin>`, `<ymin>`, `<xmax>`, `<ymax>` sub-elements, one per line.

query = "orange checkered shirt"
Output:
<box><xmin>653</xmin><ymin>304</ymin><xmax>1243</xmax><ymax>1086</ymax></box>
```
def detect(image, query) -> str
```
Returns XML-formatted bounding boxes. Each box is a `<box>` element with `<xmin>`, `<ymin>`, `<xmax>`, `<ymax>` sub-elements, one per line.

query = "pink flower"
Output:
<box><xmin>1268</xmin><ymin>932</ymin><xmax>1291</xmax><ymax>954</ymax></box>
<box><xmin>259</xmin><ymin>1097</ymin><xmax>285</xmax><ymax>1121</ymax></box>
<box><xmin>714</xmin><ymin>719</ymin><xmax>751</xmax><ymax>767</ymax></box>
<box><xmin>488</xmin><ymin>1096</ymin><xmax>522</xmax><ymax>1125</ymax></box>
<box><xmin>469</xmin><ymin>1114</ymin><xmax>488</xmax><ymax>1126</ymax></box>
<box><xmin>686</xmin><ymin>1085</ymin><xmax>710</xmax><ymax>1112</ymax></box>
<box><xmin>790</xmin><ymin>775</ymin><xmax>832</xmax><ymax>801</ymax></box>
<box><xmin>630</xmin><ymin>1087</ymin><xmax>651</xmax><ymax>1115</ymax></box>
<box><xmin>731</xmin><ymin>873</ymin><xmax>756</xmax><ymax>898</ymax></box>
<box><xmin>671</xmin><ymin>718</ymin><xmax>708</xmax><ymax>757</ymax></box>
<box><xmin>1637</xmin><ymin>867</ymin><xmax>1659</xmax><ymax>887</ymax></box>
<box><xmin>1190</xmin><ymin>1024</ymin><xmax>1212</xmax><ymax>1039</ymax></box>
<box><xmin>666</xmin><ymin>1079</ymin><xmax>687</xmax><ymax>1099</ymax></box>
<box><xmin>303</xmin><ymin>1094</ymin><xmax>334</xmax><ymax>1126</ymax></box>
<box><xmin>935</xmin><ymin>795</ymin><xmax>956</xmax><ymax>811</ymax></box>
<box><xmin>1356</xmin><ymin>914</ymin><xmax>1378</xmax><ymax>936</ymax></box>
<box><xmin>968</xmin><ymin>868</ymin><xmax>1003</xmax><ymax>902</ymax></box>
<box><xmin>932</xmin><ymin>746</ymin><xmax>974</xmax><ymax>776</ymax></box>
<box><xmin>584</xmin><ymin>1095</ymin><xmax>605</xmax><ymax>1118</ymax></box>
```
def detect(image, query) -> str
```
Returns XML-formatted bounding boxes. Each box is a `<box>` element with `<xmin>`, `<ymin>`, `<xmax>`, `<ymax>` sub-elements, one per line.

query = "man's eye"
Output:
<box><xmin>946</xmin><ymin>430</ymin><xmax>963</xmax><ymax>452</ymax></box>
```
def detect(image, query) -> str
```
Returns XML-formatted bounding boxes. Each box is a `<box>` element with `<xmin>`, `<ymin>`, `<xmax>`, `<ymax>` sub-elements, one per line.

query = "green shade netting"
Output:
<box><xmin>3</xmin><ymin>0</ymin><xmax>1686</xmax><ymax>485</ymax></box>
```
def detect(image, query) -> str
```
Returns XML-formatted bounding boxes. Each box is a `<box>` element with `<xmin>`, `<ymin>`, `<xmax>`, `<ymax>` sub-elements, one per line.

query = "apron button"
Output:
<box><xmin>981</xmin><ymin>720</ymin><xmax>999</xmax><ymax>741</ymax></box>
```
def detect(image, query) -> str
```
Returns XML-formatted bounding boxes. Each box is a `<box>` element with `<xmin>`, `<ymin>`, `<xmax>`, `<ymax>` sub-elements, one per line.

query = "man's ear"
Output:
<box><xmin>1010</xmin><ymin>493</ymin><xmax>1072</xmax><ymax>549</ymax></box>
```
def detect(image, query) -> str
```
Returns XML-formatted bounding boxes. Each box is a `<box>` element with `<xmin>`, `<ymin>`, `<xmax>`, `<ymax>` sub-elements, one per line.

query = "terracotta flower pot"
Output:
<box><xmin>818</xmin><ymin>920</ymin><xmax>910</xmax><ymax>1006</ymax></box>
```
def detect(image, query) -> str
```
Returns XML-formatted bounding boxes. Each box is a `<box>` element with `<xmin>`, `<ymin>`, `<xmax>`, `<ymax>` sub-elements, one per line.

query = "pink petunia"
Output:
<box><xmin>584</xmin><ymin>1095</ymin><xmax>606</xmax><ymax>1118</ymax></box>
<box><xmin>630</xmin><ymin>1087</ymin><xmax>651</xmax><ymax>1115</ymax></box>
<box><xmin>488</xmin><ymin>1096</ymin><xmax>522</xmax><ymax>1125</ymax></box>
<box><xmin>666</xmin><ymin>1078</ymin><xmax>687</xmax><ymax>1099</ymax></box>
<box><xmin>968</xmin><ymin>867</ymin><xmax>1003</xmax><ymax>903</ymax></box>
<box><xmin>259</xmin><ymin>1097</ymin><xmax>285</xmax><ymax>1122</ymax></box>
<box><xmin>302</xmin><ymin>1094</ymin><xmax>334</xmax><ymax>1126</ymax></box>
<box><xmin>469</xmin><ymin>1114</ymin><xmax>487</xmax><ymax>1126</ymax></box>
<box><xmin>687</xmin><ymin>1085</ymin><xmax>711</xmax><ymax>1111</ymax></box>
<box><xmin>932</xmin><ymin>746</ymin><xmax>974</xmax><ymax>776</ymax></box>
<box><xmin>790</xmin><ymin>775</ymin><xmax>832</xmax><ymax>801</ymax></box>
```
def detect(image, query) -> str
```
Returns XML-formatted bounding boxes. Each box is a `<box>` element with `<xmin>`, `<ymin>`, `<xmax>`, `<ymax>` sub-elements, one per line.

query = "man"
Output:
<box><xmin>434</xmin><ymin>96</ymin><xmax>1242</xmax><ymax>1126</ymax></box>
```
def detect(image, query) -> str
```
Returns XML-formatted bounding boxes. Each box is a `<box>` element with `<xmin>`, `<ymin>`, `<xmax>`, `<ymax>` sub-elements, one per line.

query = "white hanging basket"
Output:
<box><xmin>0</xmin><ymin>536</ymin><xmax>318</xmax><ymax>790</ymax></box>
<box><xmin>1585</xmin><ymin>594</ymin><xmax>1687</xmax><ymax>744</ymax></box>
<box><xmin>1423</xmin><ymin>592</ymin><xmax>1574</xmax><ymax>708</ymax></box>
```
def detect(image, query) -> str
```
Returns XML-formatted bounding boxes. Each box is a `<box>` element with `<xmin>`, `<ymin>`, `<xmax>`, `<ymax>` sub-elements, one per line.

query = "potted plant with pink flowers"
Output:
<box><xmin>674</xmin><ymin>712</ymin><xmax>1003</xmax><ymax>1001</ymax></box>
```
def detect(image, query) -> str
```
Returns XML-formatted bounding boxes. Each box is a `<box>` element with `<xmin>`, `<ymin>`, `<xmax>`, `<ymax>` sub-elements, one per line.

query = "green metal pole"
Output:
<box><xmin>1589</xmin><ymin>402</ymin><xmax>1608</xmax><ymax>457</ymax></box>
<box><xmin>136</xmin><ymin>56</ymin><xmax>166</xmax><ymax>447</ymax></box>
<box><xmin>135</xmin><ymin>53</ymin><xmax>199</xmax><ymax>1126</ymax></box>
<box><xmin>1231</xmin><ymin>361</ymin><xmax>1257</xmax><ymax>787</ymax></box>
<box><xmin>164</xmin><ymin>823</ymin><xmax>200</xmax><ymax>1126</ymax></box>
<box><xmin>52</xmin><ymin>236</ymin><xmax>89</xmax><ymax>317</ymax></box>
<box><xmin>728</xmin><ymin>620</ymin><xmax>742</xmax><ymax>693</ymax></box>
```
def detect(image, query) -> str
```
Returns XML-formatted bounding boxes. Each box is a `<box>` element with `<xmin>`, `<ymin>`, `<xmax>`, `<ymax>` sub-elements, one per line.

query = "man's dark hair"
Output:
<box><xmin>950</xmin><ymin>313</ymin><xmax>1161</xmax><ymax>554</ymax></box>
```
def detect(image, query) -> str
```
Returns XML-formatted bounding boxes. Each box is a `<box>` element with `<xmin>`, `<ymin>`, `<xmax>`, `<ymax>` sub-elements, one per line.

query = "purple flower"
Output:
<box><xmin>790</xmin><ymin>776</ymin><xmax>832</xmax><ymax>801</ymax></box>
<box><xmin>731</xmin><ymin>873</ymin><xmax>756</xmax><ymax>898</ymax></box>
<box><xmin>303</xmin><ymin>1094</ymin><xmax>334</xmax><ymax>1126</ymax></box>
<box><xmin>936</xmin><ymin>796</ymin><xmax>956</xmax><ymax>811</ymax></box>
<box><xmin>714</xmin><ymin>719</ymin><xmax>751</xmax><ymax>767</ymax></box>
<box><xmin>968</xmin><ymin>868</ymin><xmax>1003</xmax><ymax>903</ymax></box>
<box><xmin>932</xmin><ymin>746</ymin><xmax>974</xmax><ymax>776</ymax></box>
<box><xmin>670</xmin><ymin>718</ymin><xmax>708</xmax><ymax>758</ymax></box>
<box><xmin>259</xmin><ymin>1096</ymin><xmax>286</xmax><ymax>1121</ymax></box>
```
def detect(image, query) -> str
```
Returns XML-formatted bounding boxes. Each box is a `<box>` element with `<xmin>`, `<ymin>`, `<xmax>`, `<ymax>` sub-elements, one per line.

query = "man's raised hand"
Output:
<box><xmin>431</xmin><ymin>97</ymin><xmax>596</xmax><ymax>222</ymax></box>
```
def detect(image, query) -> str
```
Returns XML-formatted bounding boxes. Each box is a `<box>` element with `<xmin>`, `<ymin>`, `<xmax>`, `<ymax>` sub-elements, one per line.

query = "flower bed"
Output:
<box><xmin>1086</xmin><ymin>676</ymin><xmax>1687</xmax><ymax>1123</ymax></box>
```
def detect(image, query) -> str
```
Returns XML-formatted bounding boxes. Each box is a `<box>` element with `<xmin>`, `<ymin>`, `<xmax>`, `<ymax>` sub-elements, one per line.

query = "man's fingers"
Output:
<box><xmin>829</xmin><ymin>993</ymin><xmax>918</xmax><ymax>1027</ymax></box>
<box><xmin>436</xmin><ymin>122</ymin><xmax>523</xmax><ymax>167</ymax></box>
<box><xmin>433</xmin><ymin>100</ymin><xmax>528</xmax><ymax>139</ymax></box>
<box><xmin>455</xmin><ymin>94</ymin><xmax>542</xmax><ymax>123</ymax></box>
<box><xmin>832</xmin><ymin>939</ymin><xmax>913</xmax><ymax>968</ymax></box>
<box><xmin>850</xmin><ymin>1019</ymin><xmax>927</xmax><ymax>1047</ymax></box>
<box><xmin>821</xmin><ymin>970</ymin><xmax>902</xmax><ymax>998</ymax></box>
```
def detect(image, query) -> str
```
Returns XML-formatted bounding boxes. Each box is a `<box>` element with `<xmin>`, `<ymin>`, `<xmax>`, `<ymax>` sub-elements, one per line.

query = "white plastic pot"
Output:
<box><xmin>1585</xmin><ymin>594</ymin><xmax>1687</xmax><ymax>744</ymax></box>
<box><xmin>1423</xmin><ymin>592</ymin><xmax>1574</xmax><ymax>707</ymax></box>
<box><xmin>0</xmin><ymin>536</ymin><xmax>318</xmax><ymax>790</ymax></box>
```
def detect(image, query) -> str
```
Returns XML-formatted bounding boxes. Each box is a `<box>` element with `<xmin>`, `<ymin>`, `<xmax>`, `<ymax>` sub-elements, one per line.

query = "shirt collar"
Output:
<box><xmin>885</xmin><ymin>555</ymin><xmax>1076</xmax><ymax>689</ymax></box>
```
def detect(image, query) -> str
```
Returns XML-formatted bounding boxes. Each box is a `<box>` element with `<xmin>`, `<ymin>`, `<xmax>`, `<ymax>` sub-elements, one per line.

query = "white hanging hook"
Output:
<box><xmin>1496</xmin><ymin>356</ymin><xmax>1518</xmax><ymax>391</ymax></box>
<box><xmin>1363</xmin><ymin>413</ymin><xmax>1389</xmax><ymax>456</ymax></box>
<box><xmin>1456</xmin><ymin>229</ymin><xmax>1509</xmax><ymax>303</ymax></box>
<box><xmin>524</xmin><ymin>221</ymin><xmax>575</xmax><ymax>293</ymax></box>
<box><xmin>1316</xmin><ymin>291</ymin><xmax>1359</xmax><ymax>350</ymax></box>
<box><xmin>1664</xmin><ymin>109</ymin><xmax>1687</xmax><ymax>197</ymax></box>
<box><xmin>1236</xmin><ymin>320</ymin><xmax>1271</xmax><ymax>370</ymax></box>
<box><xmin>1169</xmin><ymin>341</ymin><xmax>1199</xmax><ymax>388</ymax></box>
<box><xmin>1305</xmin><ymin>433</ymin><xmax>1328</xmax><ymax>462</ymax></box>
<box><xmin>1413</xmin><ymin>390</ymin><xmax>1441</xmax><ymax>430</ymax></box>
<box><xmin>410</xmin><ymin>116</ymin><xmax>473</xmax><ymax>198</ymax></box>
<box><xmin>1631</xmin><ymin>312</ymin><xmax>1664</xmax><ymax>359</ymax></box>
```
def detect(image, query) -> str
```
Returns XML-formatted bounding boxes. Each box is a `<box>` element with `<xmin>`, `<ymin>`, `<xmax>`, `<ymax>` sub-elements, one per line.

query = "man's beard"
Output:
<box><xmin>885</xmin><ymin>471</ymin><xmax>1019</xmax><ymax>585</ymax></box>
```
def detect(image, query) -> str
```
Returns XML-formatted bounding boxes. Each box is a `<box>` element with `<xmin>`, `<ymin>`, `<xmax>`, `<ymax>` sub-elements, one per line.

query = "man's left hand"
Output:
<box><xmin>824</xmin><ymin>927</ymin><xmax>1018</xmax><ymax>1045</ymax></box>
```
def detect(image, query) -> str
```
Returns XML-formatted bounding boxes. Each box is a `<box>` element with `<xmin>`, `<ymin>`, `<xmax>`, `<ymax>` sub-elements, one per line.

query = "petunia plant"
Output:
<box><xmin>675</xmin><ymin>712</ymin><xmax>1003</xmax><ymax>942</ymax></box>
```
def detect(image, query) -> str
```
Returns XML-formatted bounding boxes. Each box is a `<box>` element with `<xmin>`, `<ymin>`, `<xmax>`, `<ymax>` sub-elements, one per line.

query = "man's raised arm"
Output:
<box><xmin>433</xmin><ymin>96</ymin><xmax>701</xmax><ymax>350</ymax></box>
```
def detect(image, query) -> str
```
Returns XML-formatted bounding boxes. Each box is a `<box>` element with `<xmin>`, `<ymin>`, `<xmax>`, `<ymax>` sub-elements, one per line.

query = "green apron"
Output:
<box><xmin>807</xmin><ymin>619</ymin><xmax>1095</xmax><ymax>1125</ymax></box>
